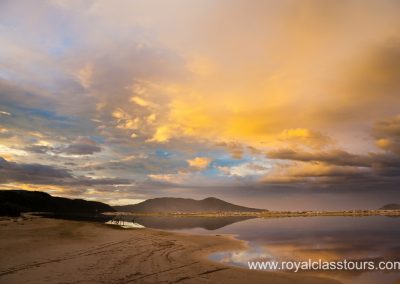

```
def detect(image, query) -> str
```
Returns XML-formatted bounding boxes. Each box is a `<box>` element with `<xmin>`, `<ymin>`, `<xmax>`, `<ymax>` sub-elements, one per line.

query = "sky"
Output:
<box><xmin>1</xmin><ymin>0</ymin><xmax>400</xmax><ymax>210</ymax></box>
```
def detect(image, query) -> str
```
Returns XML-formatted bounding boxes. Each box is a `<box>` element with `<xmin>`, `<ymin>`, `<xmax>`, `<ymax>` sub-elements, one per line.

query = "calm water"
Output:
<box><xmin>131</xmin><ymin>216</ymin><xmax>400</xmax><ymax>284</ymax></box>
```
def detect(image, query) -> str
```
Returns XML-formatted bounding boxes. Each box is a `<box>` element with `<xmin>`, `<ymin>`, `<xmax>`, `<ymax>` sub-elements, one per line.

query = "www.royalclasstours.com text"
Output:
<box><xmin>248</xmin><ymin>259</ymin><xmax>400</xmax><ymax>272</ymax></box>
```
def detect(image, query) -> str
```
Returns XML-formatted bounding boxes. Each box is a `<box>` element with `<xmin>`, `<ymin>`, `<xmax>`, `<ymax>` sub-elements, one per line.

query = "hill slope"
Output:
<box><xmin>0</xmin><ymin>190</ymin><xmax>115</xmax><ymax>216</ymax></box>
<box><xmin>379</xmin><ymin>203</ymin><xmax>400</xmax><ymax>210</ymax></box>
<box><xmin>114</xmin><ymin>197</ymin><xmax>265</xmax><ymax>213</ymax></box>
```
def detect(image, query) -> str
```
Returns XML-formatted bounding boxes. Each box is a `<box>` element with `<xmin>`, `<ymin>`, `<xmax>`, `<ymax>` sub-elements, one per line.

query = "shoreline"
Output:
<box><xmin>106</xmin><ymin>209</ymin><xmax>400</xmax><ymax>218</ymax></box>
<box><xmin>0</xmin><ymin>216</ymin><xmax>340</xmax><ymax>284</ymax></box>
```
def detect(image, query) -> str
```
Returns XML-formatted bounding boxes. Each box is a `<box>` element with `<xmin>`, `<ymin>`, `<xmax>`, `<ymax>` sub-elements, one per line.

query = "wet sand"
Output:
<box><xmin>0</xmin><ymin>217</ymin><xmax>340</xmax><ymax>284</ymax></box>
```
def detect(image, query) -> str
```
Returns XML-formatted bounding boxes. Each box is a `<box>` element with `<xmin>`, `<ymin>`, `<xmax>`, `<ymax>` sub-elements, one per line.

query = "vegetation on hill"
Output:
<box><xmin>0</xmin><ymin>190</ymin><xmax>115</xmax><ymax>216</ymax></box>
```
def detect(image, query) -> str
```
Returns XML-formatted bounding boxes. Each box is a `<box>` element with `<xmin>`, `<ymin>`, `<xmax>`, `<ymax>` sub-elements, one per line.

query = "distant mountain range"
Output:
<box><xmin>0</xmin><ymin>190</ymin><xmax>115</xmax><ymax>216</ymax></box>
<box><xmin>113</xmin><ymin>197</ymin><xmax>266</xmax><ymax>213</ymax></box>
<box><xmin>0</xmin><ymin>191</ymin><xmax>265</xmax><ymax>217</ymax></box>
<box><xmin>379</xmin><ymin>204</ymin><xmax>400</xmax><ymax>210</ymax></box>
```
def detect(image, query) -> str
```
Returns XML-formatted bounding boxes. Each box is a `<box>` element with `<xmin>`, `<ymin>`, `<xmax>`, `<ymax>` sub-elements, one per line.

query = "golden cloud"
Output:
<box><xmin>278</xmin><ymin>128</ymin><xmax>333</xmax><ymax>149</ymax></box>
<box><xmin>187</xmin><ymin>157</ymin><xmax>212</xmax><ymax>170</ymax></box>
<box><xmin>130</xmin><ymin>96</ymin><xmax>151</xmax><ymax>107</ymax></box>
<box><xmin>373</xmin><ymin>114</ymin><xmax>400</xmax><ymax>155</ymax></box>
<box><xmin>148</xmin><ymin>171</ymin><xmax>189</xmax><ymax>184</ymax></box>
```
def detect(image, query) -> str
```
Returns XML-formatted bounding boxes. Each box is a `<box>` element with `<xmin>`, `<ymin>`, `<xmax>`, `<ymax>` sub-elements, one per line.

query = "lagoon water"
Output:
<box><xmin>132</xmin><ymin>216</ymin><xmax>400</xmax><ymax>284</ymax></box>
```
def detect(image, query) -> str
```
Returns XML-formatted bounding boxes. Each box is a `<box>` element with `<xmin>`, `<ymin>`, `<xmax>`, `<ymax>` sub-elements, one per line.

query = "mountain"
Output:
<box><xmin>379</xmin><ymin>204</ymin><xmax>400</xmax><ymax>210</ymax></box>
<box><xmin>0</xmin><ymin>190</ymin><xmax>115</xmax><ymax>216</ymax></box>
<box><xmin>113</xmin><ymin>197</ymin><xmax>265</xmax><ymax>213</ymax></box>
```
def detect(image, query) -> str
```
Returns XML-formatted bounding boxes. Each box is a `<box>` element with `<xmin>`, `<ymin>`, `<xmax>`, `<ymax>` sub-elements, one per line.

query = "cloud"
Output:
<box><xmin>130</xmin><ymin>96</ymin><xmax>151</xmax><ymax>107</ymax></box>
<box><xmin>0</xmin><ymin>127</ymin><xmax>14</xmax><ymax>139</ymax></box>
<box><xmin>0</xmin><ymin>110</ymin><xmax>11</xmax><ymax>116</ymax></box>
<box><xmin>266</xmin><ymin>148</ymin><xmax>370</xmax><ymax>167</ymax></box>
<box><xmin>60</xmin><ymin>136</ymin><xmax>102</xmax><ymax>155</ymax></box>
<box><xmin>0</xmin><ymin>156</ymin><xmax>70</xmax><ymax>180</ymax></box>
<box><xmin>373</xmin><ymin>114</ymin><xmax>400</xmax><ymax>155</ymax></box>
<box><xmin>216</xmin><ymin>142</ymin><xmax>244</xmax><ymax>159</ymax></box>
<box><xmin>218</xmin><ymin>162</ymin><xmax>271</xmax><ymax>177</ymax></box>
<box><xmin>148</xmin><ymin>171</ymin><xmax>189</xmax><ymax>184</ymax></box>
<box><xmin>148</xmin><ymin>125</ymin><xmax>175</xmax><ymax>143</ymax></box>
<box><xmin>187</xmin><ymin>157</ymin><xmax>212</xmax><ymax>170</ymax></box>
<box><xmin>287</xmin><ymin>163</ymin><xmax>369</xmax><ymax>178</ymax></box>
<box><xmin>73</xmin><ymin>63</ymin><xmax>93</xmax><ymax>89</ymax></box>
<box><xmin>262</xmin><ymin>142</ymin><xmax>400</xmax><ymax>186</ymax></box>
<box><xmin>345</xmin><ymin>38</ymin><xmax>400</xmax><ymax>102</ymax></box>
<box><xmin>24</xmin><ymin>144</ymin><xmax>53</xmax><ymax>154</ymax></box>
<box><xmin>261</xmin><ymin>162</ymin><xmax>372</xmax><ymax>185</ymax></box>
<box><xmin>0</xmin><ymin>156</ymin><xmax>131</xmax><ymax>186</ymax></box>
<box><xmin>278</xmin><ymin>128</ymin><xmax>333</xmax><ymax>149</ymax></box>
<box><xmin>23</xmin><ymin>136</ymin><xmax>102</xmax><ymax>156</ymax></box>
<box><xmin>262</xmin><ymin>144</ymin><xmax>400</xmax><ymax>186</ymax></box>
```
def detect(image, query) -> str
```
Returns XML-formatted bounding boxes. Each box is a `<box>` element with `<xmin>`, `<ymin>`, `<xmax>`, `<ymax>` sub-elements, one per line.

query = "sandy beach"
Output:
<box><xmin>0</xmin><ymin>216</ymin><xmax>340</xmax><ymax>284</ymax></box>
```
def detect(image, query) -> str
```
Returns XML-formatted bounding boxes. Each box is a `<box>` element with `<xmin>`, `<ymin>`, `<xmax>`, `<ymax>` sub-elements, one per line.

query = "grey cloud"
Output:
<box><xmin>24</xmin><ymin>137</ymin><xmax>102</xmax><ymax>156</ymax></box>
<box><xmin>24</xmin><ymin>145</ymin><xmax>53</xmax><ymax>154</ymax></box>
<box><xmin>61</xmin><ymin>136</ymin><xmax>101</xmax><ymax>155</ymax></box>
<box><xmin>266</xmin><ymin>148</ymin><xmax>370</xmax><ymax>167</ymax></box>
<box><xmin>292</xmin><ymin>166</ymin><xmax>370</xmax><ymax>179</ymax></box>
<box><xmin>370</xmin><ymin>152</ymin><xmax>400</xmax><ymax>177</ymax></box>
<box><xmin>68</xmin><ymin>176</ymin><xmax>132</xmax><ymax>186</ymax></box>
<box><xmin>0</xmin><ymin>157</ymin><xmax>71</xmax><ymax>184</ymax></box>
<box><xmin>264</xmin><ymin>147</ymin><xmax>400</xmax><ymax>186</ymax></box>
<box><xmin>0</xmin><ymin>157</ymin><xmax>131</xmax><ymax>186</ymax></box>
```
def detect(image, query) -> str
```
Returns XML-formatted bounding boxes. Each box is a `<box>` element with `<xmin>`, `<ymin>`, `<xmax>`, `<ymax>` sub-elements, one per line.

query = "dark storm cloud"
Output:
<box><xmin>266</xmin><ymin>148</ymin><xmax>370</xmax><ymax>167</ymax></box>
<box><xmin>264</xmin><ymin>146</ymin><xmax>400</xmax><ymax>187</ymax></box>
<box><xmin>0</xmin><ymin>157</ymin><xmax>131</xmax><ymax>186</ymax></box>
<box><xmin>0</xmin><ymin>156</ymin><xmax>71</xmax><ymax>183</ymax></box>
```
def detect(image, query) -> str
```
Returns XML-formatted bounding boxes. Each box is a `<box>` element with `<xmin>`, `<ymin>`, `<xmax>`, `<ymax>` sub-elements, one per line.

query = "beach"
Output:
<box><xmin>0</xmin><ymin>216</ymin><xmax>340</xmax><ymax>284</ymax></box>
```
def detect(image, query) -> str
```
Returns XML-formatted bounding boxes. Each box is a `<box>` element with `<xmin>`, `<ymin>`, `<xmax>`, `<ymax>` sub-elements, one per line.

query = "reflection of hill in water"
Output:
<box><xmin>131</xmin><ymin>216</ymin><xmax>256</xmax><ymax>230</ymax></box>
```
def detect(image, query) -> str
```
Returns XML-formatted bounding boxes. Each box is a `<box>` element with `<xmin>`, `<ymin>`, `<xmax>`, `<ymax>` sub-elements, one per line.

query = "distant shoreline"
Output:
<box><xmin>107</xmin><ymin>209</ymin><xmax>400</xmax><ymax>218</ymax></box>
